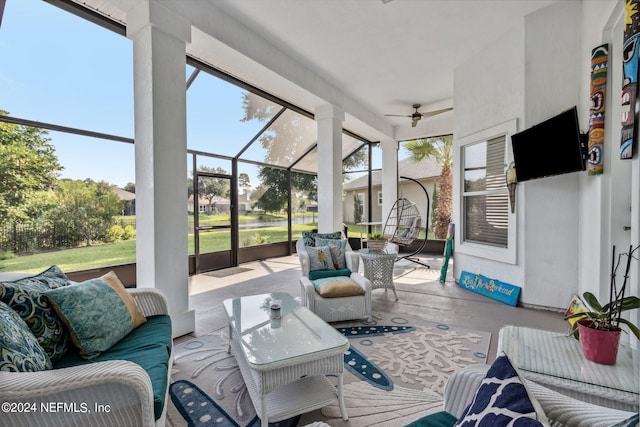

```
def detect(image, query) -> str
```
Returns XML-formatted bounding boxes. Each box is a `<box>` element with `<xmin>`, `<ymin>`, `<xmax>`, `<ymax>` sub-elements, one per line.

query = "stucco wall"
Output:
<box><xmin>453</xmin><ymin>1</ymin><xmax>585</xmax><ymax>308</ymax></box>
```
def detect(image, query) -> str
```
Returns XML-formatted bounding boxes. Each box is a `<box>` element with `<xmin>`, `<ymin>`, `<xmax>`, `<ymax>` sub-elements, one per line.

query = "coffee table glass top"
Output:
<box><xmin>223</xmin><ymin>292</ymin><xmax>348</xmax><ymax>367</ymax></box>
<box><xmin>500</xmin><ymin>325</ymin><xmax>639</xmax><ymax>394</ymax></box>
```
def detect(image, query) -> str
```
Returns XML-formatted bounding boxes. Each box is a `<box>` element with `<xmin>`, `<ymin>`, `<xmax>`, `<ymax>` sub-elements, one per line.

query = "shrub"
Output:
<box><xmin>0</xmin><ymin>250</ymin><xmax>16</xmax><ymax>261</ymax></box>
<box><xmin>104</xmin><ymin>224</ymin><xmax>124</xmax><ymax>243</ymax></box>
<box><xmin>122</xmin><ymin>225</ymin><xmax>136</xmax><ymax>240</ymax></box>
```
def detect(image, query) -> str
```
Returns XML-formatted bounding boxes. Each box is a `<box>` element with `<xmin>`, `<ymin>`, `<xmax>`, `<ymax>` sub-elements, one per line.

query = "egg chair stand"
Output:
<box><xmin>382</xmin><ymin>176</ymin><xmax>431</xmax><ymax>268</ymax></box>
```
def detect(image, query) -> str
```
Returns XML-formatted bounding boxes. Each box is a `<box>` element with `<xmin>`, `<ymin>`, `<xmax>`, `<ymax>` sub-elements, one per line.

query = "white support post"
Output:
<box><xmin>127</xmin><ymin>1</ymin><xmax>195</xmax><ymax>337</ymax></box>
<box><xmin>315</xmin><ymin>104</ymin><xmax>345</xmax><ymax>233</ymax></box>
<box><xmin>381</xmin><ymin>138</ymin><xmax>399</xmax><ymax>227</ymax></box>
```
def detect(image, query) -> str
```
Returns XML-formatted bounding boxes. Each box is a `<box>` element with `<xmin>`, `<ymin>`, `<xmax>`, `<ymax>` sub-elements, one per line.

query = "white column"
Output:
<box><xmin>380</xmin><ymin>138</ymin><xmax>399</xmax><ymax>225</ymax></box>
<box><xmin>127</xmin><ymin>1</ymin><xmax>195</xmax><ymax>337</ymax></box>
<box><xmin>315</xmin><ymin>104</ymin><xmax>345</xmax><ymax>233</ymax></box>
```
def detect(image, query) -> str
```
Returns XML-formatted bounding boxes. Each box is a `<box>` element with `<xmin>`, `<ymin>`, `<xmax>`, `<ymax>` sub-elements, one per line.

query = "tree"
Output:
<box><xmin>46</xmin><ymin>179</ymin><xmax>121</xmax><ymax>246</ymax></box>
<box><xmin>0</xmin><ymin>111</ymin><xmax>62</xmax><ymax>224</ymax></box>
<box><xmin>123</xmin><ymin>182</ymin><xmax>136</xmax><ymax>193</ymax></box>
<box><xmin>404</xmin><ymin>135</ymin><xmax>453</xmax><ymax>239</ymax></box>
<box><xmin>238</xmin><ymin>173</ymin><xmax>251</xmax><ymax>195</ymax></box>
<box><xmin>353</xmin><ymin>193</ymin><xmax>363</xmax><ymax>224</ymax></box>
<box><xmin>187</xmin><ymin>166</ymin><xmax>230</xmax><ymax>214</ymax></box>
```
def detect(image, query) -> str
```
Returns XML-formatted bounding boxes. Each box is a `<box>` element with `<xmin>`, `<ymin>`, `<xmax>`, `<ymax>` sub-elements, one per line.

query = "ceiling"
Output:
<box><xmin>69</xmin><ymin>0</ymin><xmax>559</xmax><ymax>142</ymax></box>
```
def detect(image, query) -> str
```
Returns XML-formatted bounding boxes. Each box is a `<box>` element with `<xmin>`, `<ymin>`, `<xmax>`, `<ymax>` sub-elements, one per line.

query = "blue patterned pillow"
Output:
<box><xmin>316</xmin><ymin>238</ymin><xmax>348</xmax><ymax>269</ymax></box>
<box><xmin>301</xmin><ymin>231</ymin><xmax>342</xmax><ymax>247</ymax></box>
<box><xmin>0</xmin><ymin>301</ymin><xmax>52</xmax><ymax>372</ymax></box>
<box><xmin>0</xmin><ymin>265</ymin><xmax>72</xmax><ymax>364</ymax></box>
<box><xmin>455</xmin><ymin>353</ymin><xmax>548</xmax><ymax>426</ymax></box>
<box><xmin>611</xmin><ymin>414</ymin><xmax>639</xmax><ymax>427</ymax></box>
<box><xmin>45</xmin><ymin>271</ymin><xmax>147</xmax><ymax>359</ymax></box>
<box><xmin>306</xmin><ymin>245</ymin><xmax>336</xmax><ymax>271</ymax></box>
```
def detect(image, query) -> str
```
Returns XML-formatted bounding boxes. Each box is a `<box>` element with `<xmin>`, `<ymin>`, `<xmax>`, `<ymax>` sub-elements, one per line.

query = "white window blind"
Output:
<box><xmin>462</xmin><ymin>135</ymin><xmax>508</xmax><ymax>247</ymax></box>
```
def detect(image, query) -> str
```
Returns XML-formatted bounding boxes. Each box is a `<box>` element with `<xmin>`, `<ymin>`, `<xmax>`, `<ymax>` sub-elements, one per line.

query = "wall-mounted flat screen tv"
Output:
<box><xmin>511</xmin><ymin>106</ymin><xmax>586</xmax><ymax>182</ymax></box>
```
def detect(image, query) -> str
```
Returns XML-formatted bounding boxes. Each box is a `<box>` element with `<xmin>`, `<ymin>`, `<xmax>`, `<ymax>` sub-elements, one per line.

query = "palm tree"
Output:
<box><xmin>403</xmin><ymin>135</ymin><xmax>453</xmax><ymax>239</ymax></box>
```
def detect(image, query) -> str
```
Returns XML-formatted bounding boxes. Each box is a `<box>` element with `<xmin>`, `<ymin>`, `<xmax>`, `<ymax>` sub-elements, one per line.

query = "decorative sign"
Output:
<box><xmin>621</xmin><ymin>0</ymin><xmax>640</xmax><ymax>160</ymax></box>
<box><xmin>589</xmin><ymin>44</ymin><xmax>608</xmax><ymax>175</ymax></box>
<box><xmin>459</xmin><ymin>271</ymin><xmax>521</xmax><ymax>306</ymax></box>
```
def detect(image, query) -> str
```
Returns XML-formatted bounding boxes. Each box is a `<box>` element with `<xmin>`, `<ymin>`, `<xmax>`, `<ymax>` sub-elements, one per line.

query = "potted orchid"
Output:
<box><xmin>565</xmin><ymin>245</ymin><xmax>640</xmax><ymax>364</ymax></box>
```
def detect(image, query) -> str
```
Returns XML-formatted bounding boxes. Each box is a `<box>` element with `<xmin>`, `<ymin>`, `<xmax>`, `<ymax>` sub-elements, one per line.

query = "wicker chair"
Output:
<box><xmin>443</xmin><ymin>364</ymin><xmax>636</xmax><ymax>427</ymax></box>
<box><xmin>296</xmin><ymin>238</ymin><xmax>372</xmax><ymax>323</ymax></box>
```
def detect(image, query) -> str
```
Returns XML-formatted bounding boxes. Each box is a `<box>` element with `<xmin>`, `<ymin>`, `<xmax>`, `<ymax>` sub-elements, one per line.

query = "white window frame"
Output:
<box><xmin>456</xmin><ymin>120</ymin><xmax>517</xmax><ymax>264</ymax></box>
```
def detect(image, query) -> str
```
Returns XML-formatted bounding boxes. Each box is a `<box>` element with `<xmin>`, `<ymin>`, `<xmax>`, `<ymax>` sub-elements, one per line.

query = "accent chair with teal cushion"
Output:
<box><xmin>0</xmin><ymin>269</ymin><xmax>173</xmax><ymax>427</ymax></box>
<box><xmin>296</xmin><ymin>234</ymin><xmax>372</xmax><ymax>322</ymax></box>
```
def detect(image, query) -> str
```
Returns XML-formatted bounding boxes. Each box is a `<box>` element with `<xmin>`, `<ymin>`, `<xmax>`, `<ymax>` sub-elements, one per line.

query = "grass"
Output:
<box><xmin>0</xmin><ymin>223</ymin><xmax>317</xmax><ymax>274</ymax></box>
<box><xmin>0</xmin><ymin>219</ymin><xmax>435</xmax><ymax>274</ymax></box>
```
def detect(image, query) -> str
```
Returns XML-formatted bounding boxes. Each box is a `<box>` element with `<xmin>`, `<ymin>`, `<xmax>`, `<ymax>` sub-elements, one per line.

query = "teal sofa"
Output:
<box><xmin>0</xmin><ymin>271</ymin><xmax>173</xmax><ymax>427</ymax></box>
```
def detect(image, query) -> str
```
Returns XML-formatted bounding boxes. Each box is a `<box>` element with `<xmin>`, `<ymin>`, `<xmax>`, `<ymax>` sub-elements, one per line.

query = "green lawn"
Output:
<box><xmin>0</xmin><ymin>223</ymin><xmax>317</xmax><ymax>274</ymax></box>
<box><xmin>1</xmin><ymin>219</ymin><xmax>433</xmax><ymax>274</ymax></box>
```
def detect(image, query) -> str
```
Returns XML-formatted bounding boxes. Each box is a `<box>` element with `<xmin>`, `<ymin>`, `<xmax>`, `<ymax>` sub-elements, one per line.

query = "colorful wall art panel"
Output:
<box><xmin>621</xmin><ymin>0</ymin><xmax>640</xmax><ymax>160</ymax></box>
<box><xmin>589</xmin><ymin>44</ymin><xmax>608</xmax><ymax>175</ymax></box>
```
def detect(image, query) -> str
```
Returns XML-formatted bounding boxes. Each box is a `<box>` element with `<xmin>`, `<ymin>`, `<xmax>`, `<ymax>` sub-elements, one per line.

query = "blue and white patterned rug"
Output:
<box><xmin>167</xmin><ymin>314</ymin><xmax>490</xmax><ymax>427</ymax></box>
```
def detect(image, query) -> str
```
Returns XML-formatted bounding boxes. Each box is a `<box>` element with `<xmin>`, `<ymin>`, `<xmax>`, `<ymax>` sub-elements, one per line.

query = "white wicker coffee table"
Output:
<box><xmin>223</xmin><ymin>292</ymin><xmax>349</xmax><ymax>427</ymax></box>
<box><xmin>498</xmin><ymin>325</ymin><xmax>639</xmax><ymax>412</ymax></box>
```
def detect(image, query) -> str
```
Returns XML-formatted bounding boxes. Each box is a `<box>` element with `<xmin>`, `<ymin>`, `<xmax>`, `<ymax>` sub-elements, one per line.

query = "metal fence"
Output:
<box><xmin>0</xmin><ymin>218</ymin><xmax>137</xmax><ymax>254</ymax></box>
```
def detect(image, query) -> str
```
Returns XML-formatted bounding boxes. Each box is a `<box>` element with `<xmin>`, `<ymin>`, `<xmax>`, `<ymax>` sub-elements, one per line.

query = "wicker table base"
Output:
<box><xmin>359</xmin><ymin>249</ymin><xmax>398</xmax><ymax>301</ymax></box>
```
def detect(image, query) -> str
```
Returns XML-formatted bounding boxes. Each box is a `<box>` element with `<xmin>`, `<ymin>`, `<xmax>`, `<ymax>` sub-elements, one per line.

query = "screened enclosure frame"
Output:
<box><xmin>1</xmin><ymin>0</ymin><xmax>379</xmax><ymax>273</ymax></box>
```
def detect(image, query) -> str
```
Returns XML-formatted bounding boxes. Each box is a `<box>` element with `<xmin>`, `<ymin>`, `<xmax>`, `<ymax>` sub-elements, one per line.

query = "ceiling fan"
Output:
<box><xmin>385</xmin><ymin>104</ymin><xmax>453</xmax><ymax>128</ymax></box>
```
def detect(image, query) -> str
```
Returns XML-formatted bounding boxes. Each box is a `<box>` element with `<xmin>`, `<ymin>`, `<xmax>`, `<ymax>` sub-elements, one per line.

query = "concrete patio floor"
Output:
<box><xmin>182</xmin><ymin>253</ymin><xmax>567</xmax><ymax>360</ymax></box>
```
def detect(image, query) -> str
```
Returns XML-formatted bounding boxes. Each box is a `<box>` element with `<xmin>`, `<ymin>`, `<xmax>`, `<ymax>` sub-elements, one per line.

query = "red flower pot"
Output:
<box><xmin>577</xmin><ymin>319</ymin><xmax>621</xmax><ymax>365</ymax></box>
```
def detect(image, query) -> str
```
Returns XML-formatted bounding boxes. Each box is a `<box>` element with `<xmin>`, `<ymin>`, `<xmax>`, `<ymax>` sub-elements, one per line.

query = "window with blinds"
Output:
<box><xmin>462</xmin><ymin>135</ymin><xmax>508</xmax><ymax>247</ymax></box>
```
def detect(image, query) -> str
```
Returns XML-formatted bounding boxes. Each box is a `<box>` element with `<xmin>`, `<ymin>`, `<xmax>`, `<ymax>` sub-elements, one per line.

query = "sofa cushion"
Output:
<box><xmin>0</xmin><ymin>265</ymin><xmax>72</xmax><ymax>363</ymax></box>
<box><xmin>404</xmin><ymin>411</ymin><xmax>458</xmax><ymax>427</ymax></box>
<box><xmin>306</xmin><ymin>245</ymin><xmax>336</xmax><ymax>272</ymax></box>
<box><xmin>315</xmin><ymin>238</ymin><xmax>348</xmax><ymax>269</ymax></box>
<box><xmin>56</xmin><ymin>314</ymin><xmax>172</xmax><ymax>420</ymax></box>
<box><xmin>45</xmin><ymin>271</ymin><xmax>147</xmax><ymax>359</ymax></box>
<box><xmin>301</xmin><ymin>231</ymin><xmax>342</xmax><ymax>247</ymax></box>
<box><xmin>312</xmin><ymin>276</ymin><xmax>365</xmax><ymax>298</ymax></box>
<box><xmin>454</xmin><ymin>353</ymin><xmax>548</xmax><ymax>426</ymax></box>
<box><xmin>0</xmin><ymin>300</ymin><xmax>52</xmax><ymax>372</ymax></box>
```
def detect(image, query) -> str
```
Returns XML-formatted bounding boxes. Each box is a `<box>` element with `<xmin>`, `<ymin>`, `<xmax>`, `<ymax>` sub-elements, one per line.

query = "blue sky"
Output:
<box><xmin>1</xmin><ymin>0</ymin><xmax>384</xmax><ymax>190</ymax></box>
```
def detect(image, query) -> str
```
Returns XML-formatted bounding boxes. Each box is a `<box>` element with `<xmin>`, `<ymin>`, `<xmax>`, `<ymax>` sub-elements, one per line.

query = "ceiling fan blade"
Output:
<box><xmin>422</xmin><ymin>107</ymin><xmax>453</xmax><ymax>118</ymax></box>
<box><xmin>384</xmin><ymin>114</ymin><xmax>411</xmax><ymax>117</ymax></box>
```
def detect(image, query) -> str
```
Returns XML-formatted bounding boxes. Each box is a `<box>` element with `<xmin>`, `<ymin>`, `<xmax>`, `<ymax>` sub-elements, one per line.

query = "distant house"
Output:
<box><xmin>114</xmin><ymin>187</ymin><xmax>136</xmax><ymax>216</ymax></box>
<box><xmin>343</xmin><ymin>157</ymin><xmax>441</xmax><ymax>228</ymax></box>
<box><xmin>187</xmin><ymin>192</ymin><xmax>252</xmax><ymax>215</ymax></box>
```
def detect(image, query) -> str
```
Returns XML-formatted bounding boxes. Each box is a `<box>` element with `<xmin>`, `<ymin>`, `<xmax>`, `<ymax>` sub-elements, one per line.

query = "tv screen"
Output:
<box><xmin>511</xmin><ymin>106</ymin><xmax>586</xmax><ymax>182</ymax></box>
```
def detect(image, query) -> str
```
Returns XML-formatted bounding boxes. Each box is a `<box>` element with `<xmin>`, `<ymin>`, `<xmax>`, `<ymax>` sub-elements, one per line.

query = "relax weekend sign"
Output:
<box><xmin>459</xmin><ymin>271</ymin><xmax>521</xmax><ymax>306</ymax></box>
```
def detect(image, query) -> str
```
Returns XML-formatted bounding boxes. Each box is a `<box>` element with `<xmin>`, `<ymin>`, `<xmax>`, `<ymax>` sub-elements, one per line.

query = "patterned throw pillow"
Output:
<box><xmin>611</xmin><ymin>414</ymin><xmax>639</xmax><ymax>427</ymax></box>
<box><xmin>301</xmin><ymin>231</ymin><xmax>342</xmax><ymax>247</ymax></box>
<box><xmin>0</xmin><ymin>301</ymin><xmax>52</xmax><ymax>372</ymax></box>
<box><xmin>315</xmin><ymin>238</ymin><xmax>348</xmax><ymax>269</ymax></box>
<box><xmin>312</xmin><ymin>277</ymin><xmax>365</xmax><ymax>298</ymax></box>
<box><xmin>0</xmin><ymin>265</ymin><xmax>72</xmax><ymax>364</ymax></box>
<box><xmin>306</xmin><ymin>246</ymin><xmax>336</xmax><ymax>272</ymax></box>
<box><xmin>45</xmin><ymin>271</ymin><xmax>147</xmax><ymax>359</ymax></box>
<box><xmin>455</xmin><ymin>353</ymin><xmax>548</xmax><ymax>426</ymax></box>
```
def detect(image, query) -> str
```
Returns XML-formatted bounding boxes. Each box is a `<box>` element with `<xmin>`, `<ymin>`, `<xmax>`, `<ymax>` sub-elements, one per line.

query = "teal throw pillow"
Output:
<box><xmin>0</xmin><ymin>301</ymin><xmax>52</xmax><ymax>372</ymax></box>
<box><xmin>306</xmin><ymin>245</ymin><xmax>335</xmax><ymax>272</ymax></box>
<box><xmin>0</xmin><ymin>265</ymin><xmax>72</xmax><ymax>364</ymax></box>
<box><xmin>316</xmin><ymin>238</ymin><xmax>348</xmax><ymax>269</ymax></box>
<box><xmin>308</xmin><ymin>268</ymin><xmax>352</xmax><ymax>281</ymax></box>
<box><xmin>45</xmin><ymin>271</ymin><xmax>147</xmax><ymax>359</ymax></box>
<box><xmin>301</xmin><ymin>231</ymin><xmax>342</xmax><ymax>247</ymax></box>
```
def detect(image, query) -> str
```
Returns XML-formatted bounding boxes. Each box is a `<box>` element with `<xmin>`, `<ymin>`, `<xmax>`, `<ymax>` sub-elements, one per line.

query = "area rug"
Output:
<box><xmin>166</xmin><ymin>313</ymin><xmax>490</xmax><ymax>427</ymax></box>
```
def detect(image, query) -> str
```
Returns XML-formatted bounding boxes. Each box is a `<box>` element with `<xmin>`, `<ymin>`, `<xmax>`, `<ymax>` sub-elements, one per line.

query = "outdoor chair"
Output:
<box><xmin>296</xmin><ymin>234</ymin><xmax>372</xmax><ymax>323</ymax></box>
